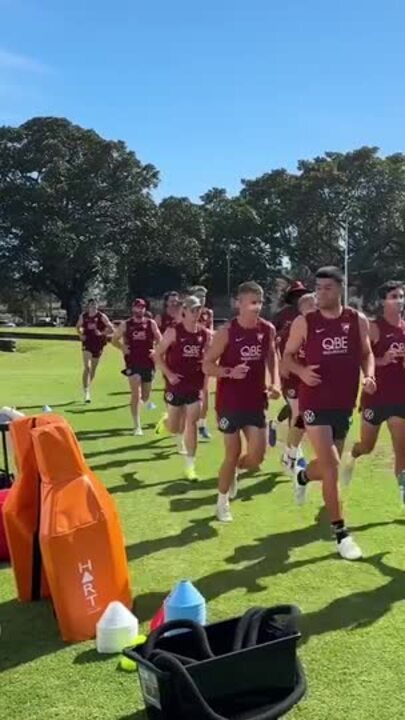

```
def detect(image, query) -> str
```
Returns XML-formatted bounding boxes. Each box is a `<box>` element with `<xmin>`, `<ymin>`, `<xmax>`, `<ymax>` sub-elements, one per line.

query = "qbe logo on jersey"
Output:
<box><xmin>78</xmin><ymin>560</ymin><xmax>99</xmax><ymax>614</ymax></box>
<box><xmin>321</xmin><ymin>336</ymin><xmax>349</xmax><ymax>355</ymax></box>
<box><xmin>183</xmin><ymin>344</ymin><xmax>202</xmax><ymax>358</ymax></box>
<box><xmin>240</xmin><ymin>345</ymin><xmax>263</xmax><ymax>362</ymax></box>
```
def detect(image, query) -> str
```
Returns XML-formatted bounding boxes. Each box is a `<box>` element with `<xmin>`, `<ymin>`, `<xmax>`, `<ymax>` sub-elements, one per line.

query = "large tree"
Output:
<box><xmin>0</xmin><ymin>117</ymin><xmax>158</xmax><ymax>322</ymax></box>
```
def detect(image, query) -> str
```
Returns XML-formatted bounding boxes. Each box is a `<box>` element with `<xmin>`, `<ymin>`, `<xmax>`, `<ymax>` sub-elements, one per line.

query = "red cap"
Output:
<box><xmin>287</xmin><ymin>281</ymin><xmax>307</xmax><ymax>294</ymax></box>
<box><xmin>133</xmin><ymin>298</ymin><xmax>146</xmax><ymax>308</ymax></box>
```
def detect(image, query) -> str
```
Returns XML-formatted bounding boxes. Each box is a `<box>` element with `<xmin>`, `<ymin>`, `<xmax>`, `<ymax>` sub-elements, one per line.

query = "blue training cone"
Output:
<box><xmin>165</xmin><ymin>580</ymin><xmax>206</xmax><ymax>625</ymax></box>
<box><xmin>42</xmin><ymin>405</ymin><xmax>52</xmax><ymax>413</ymax></box>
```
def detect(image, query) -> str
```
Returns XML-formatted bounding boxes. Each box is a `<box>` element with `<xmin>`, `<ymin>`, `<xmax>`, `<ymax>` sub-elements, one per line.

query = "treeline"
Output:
<box><xmin>1</xmin><ymin>117</ymin><xmax>404</xmax><ymax>323</ymax></box>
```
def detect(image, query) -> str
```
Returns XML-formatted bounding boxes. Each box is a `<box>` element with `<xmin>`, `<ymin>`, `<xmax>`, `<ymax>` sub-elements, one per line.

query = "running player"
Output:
<box><xmin>76</xmin><ymin>299</ymin><xmax>114</xmax><ymax>402</ymax></box>
<box><xmin>154</xmin><ymin>296</ymin><xmax>211</xmax><ymax>480</ymax></box>
<box><xmin>155</xmin><ymin>291</ymin><xmax>181</xmax><ymax>333</ymax></box>
<box><xmin>188</xmin><ymin>285</ymin><xmax>214</xmax><ymax>441</ymax></box>
<box><xmin>342</xmin><ymin>281</ymin><xmax>405</xmax><ymax>501</ymax></box>
<box><xmin>279</xmin><ymin>292</ymin><xmax>316</xmax><ymax>471</ymax></box>
<box><xmin>203</xmin><ymin>281</ymin><xmax>280</xmax><ymax>523</ymax></box>
<box><xmin>283</xmin><ymin>266</ymin><xmax>376</xmax><ymax>560</ymax></box>
<box><xmin>112</xmin><ymin>299</ymin><xmax>161</xmax><ymax>435</ymax></box>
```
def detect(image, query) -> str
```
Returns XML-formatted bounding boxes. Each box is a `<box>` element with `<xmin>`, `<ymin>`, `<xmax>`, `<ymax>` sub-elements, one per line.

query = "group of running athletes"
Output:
<box><xmin>76</xmin><ymin>267</ymin><xmax>405</xmax><ymax>562</ymax></box>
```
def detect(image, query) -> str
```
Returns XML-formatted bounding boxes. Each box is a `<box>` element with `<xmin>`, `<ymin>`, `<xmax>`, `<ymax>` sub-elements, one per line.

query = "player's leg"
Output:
<box><xmin>341</xmin><ymin>414</ymin><xmax>380</xmax><ymax>486</ymax></box>
<box><xmin>183</xmin><ymin>399</ymin><xmax>202</xmax><ymax>480</ymax></box>
<box><xmin>217</xmin><ymin>428</ymin><xmax>242</xmax><ymax>522</ymax></box>
<box><xmin>387</xmin><ymin>415</ymin><xmax>405</xmax><ymax>502</ymax></box>
<box><xmin>239</xmin><ymin>425</ymin><xmax>267</xmax><ymax>472</ymax></box>
<box><xmin>285</xmin><ymin>399</ymin><xmax>305</xmax><ymax>470</ymax></box>
<box><xmin>302</xmin><ymin>424</ymin><xmax>362</xmax><ymax>560</ymax></box>
<box><xmin>128</xmin><ymin>374</ymin><xmax>143</xmax><ymax>435</ymax></box>
<box><xmin>82</xmin><ymin>350</ymin><xmax>92</xmax><ymax>402</ymax></box>
<box><xmin>198</xmin><ymin>378</ymin><xmax>211</xmax><ymax>441</ymax></box>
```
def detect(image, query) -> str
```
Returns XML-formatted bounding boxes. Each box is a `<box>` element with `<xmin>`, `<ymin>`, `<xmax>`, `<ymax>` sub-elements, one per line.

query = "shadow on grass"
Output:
<box><xmin>67</xmin><ymin>404</ymin><xmax>128</xmax><ymax>415</ymax></box>
<box><xmin>77</xmin><ymin>428</ymin><xmax>135</xmax><ymax>442</ymax></box>
<box><xmin>300</xmin><ymin>550</ymin><xmax>405</xmax><ymax>643</ymax></box>
<box><xmin>118</xmin><ymin>712</ymin><xmax>147</xmax><ymax>720</ymax></box>
<box><xmin>133</xmin><ymin>513</ymin><xmax>405</xmax><ymax>629</ymax></box>
<box><xmin>168</xmin><ymin>473</ymin><xmax>283</xmax><ymax>512</ymax></box>
<box><xmin>73</xmin><ymin>648</ymin><xmax>115</xmax><ymax>665</ymax></box>
<box><xmin>126</xmin><ymin>516</ymin><xmax>217</xmax><ymax>562</ymax></box>
<box><xmin>85</xmin><ymin>435</ymin><xmax>173</xmax><ymax>460</ymax></box>
<box><xmin>19</xmin><ymin>401</ymin><xmax>77</xmax><ymax>410</ymax></box>
<box><xmin>92</xmin><ymin>450</ymin><xmax>174</xmax><ymax>472</ymax></box>
<box><xmin>0</xmin><ymin>598</ymin><xmax>65</xmax><ymax>672</ymax></box>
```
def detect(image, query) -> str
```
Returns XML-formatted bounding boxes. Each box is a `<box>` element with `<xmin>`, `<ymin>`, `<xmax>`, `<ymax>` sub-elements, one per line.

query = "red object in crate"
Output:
<box><xmin>0</xmin><ymin>488</ymin><xmax>10</xmax><ymax>562</ymax></box>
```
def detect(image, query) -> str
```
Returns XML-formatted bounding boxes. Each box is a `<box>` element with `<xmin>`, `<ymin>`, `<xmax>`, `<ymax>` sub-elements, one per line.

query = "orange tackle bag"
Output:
<box><xmin>3</xmin><ymin>414</ymin><xmax>66</xmax><ymax>601</ymax></box>
<box><xmin>32</xmin><ymin>420</ymin><xmax>131</xmax><ymax>642</ymax></box>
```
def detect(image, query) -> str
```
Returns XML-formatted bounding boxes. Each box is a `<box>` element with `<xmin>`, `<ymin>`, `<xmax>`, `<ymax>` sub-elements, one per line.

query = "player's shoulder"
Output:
<box><xmin>259</xmin><ymin>317</ymin><xmax>276</xmax><ymax>336</ymax></box>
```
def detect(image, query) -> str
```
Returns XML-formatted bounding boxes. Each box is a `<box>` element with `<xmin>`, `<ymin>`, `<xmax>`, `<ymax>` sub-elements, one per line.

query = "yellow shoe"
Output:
<box><xmin>155</xmin><ymin>413</ymin><xmax>168</xmax><ymax>436</ymax></box>
<box><xmin>184</xmin><ymin>465</ymin><xmax>198</xmax><ymax>482</ymax></box>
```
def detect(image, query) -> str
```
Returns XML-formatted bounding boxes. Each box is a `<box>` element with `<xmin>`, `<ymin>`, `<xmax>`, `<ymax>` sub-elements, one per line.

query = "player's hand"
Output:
<box><xmin>268</xmin><ymin>386</ymin><xmax>281</xmax><ymax>400</ymax></box>
<box><xmin>168</xmin><ymin>372</ymin><xmax>182</xmax><ymax>385</ymax></box>
<box><xmin>383</xmin><ymin>349</ymin><xmax>399</xmax><ymax>365</ymax></box>
<box><xmin>299</xmin><ymin>365</ymin><xmax>321</xmax><ymax>387</ymax></box>
<box><xmin>230</xmin><ymin>364</ymin><xmax>250</xmax><ymax>380</ymax></box>
<box><xmin>363</xmin><ymin>376</ymin><xmax>377</xmax><ymax>395</ymax></box>
<box><xmin>149</xmin><ymin>349</ymin><xmax>156</xmax><ymax>359</ymax></box>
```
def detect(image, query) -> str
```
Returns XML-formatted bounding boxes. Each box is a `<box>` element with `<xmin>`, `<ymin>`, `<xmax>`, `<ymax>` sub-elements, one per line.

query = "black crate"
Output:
<box><xmin>124</xmin><ymin>611</ymin><xmax>306</xmax><ymax>720</ymax></box>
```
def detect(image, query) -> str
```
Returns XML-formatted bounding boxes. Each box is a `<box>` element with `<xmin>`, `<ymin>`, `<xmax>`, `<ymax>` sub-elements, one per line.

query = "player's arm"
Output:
<box><xmin>111</xmin><ymin>321</ymin><xmax>126</xmax><ymax>351</ymax></box>
<box><xmin>155</xmin><ymin>313</ymin><xmax>162</xmax><ymax>330</ymax></box>
<box><xmin>359</xmin><ymin>313</ymin><xmax>376</xmax><ymax>393</ymax></box>
<box><xmin>207</xmin><ymin>309</ymin><xmax>214</xmax><ymax>332</ymax></box>
<box><xmin>76</xmin><ymin>313</ymin><xmax>84</xmax><ymax>339</ymax></box>
<box><xmin>283</xmin><ymin>316</ymin><xmax>321</xmax><ymax>387</ymax></box>
<box><xmin>266</xmin><ymin>327</ymin><xmax>281</xmax><ymax>397</ymax></box>
<box><xmin>151</xmin><ymin>319</ymin><xmax>162</xmax><ymax>344</ymax></box>
<box><xmin>202</xmin><ymin>326</ymin><xmax>248</xmax><ymax>380</ymax></box>
<box><xmin>154</xmin><ymin>327</ymin><xmax>178</xmax><ymax>382</ymax></box>
<box><xmin>100</xmin><ymin>313</ymin><xmax>114</xmax><ymax>337</ymax></box>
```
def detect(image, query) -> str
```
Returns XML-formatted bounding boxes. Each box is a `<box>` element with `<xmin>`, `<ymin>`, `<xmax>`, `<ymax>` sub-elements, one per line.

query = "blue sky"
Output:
<box><xmin>1</xmin><ymin>0</ymin><xmax>405</xmax><ymax>199</ymax></box>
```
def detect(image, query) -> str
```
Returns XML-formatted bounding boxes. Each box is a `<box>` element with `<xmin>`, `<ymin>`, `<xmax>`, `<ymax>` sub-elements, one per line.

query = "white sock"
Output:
<box><xmin>185</xmin><ymin>455</ymin><xmax>195</xmax><ymax>469</ymax></box>
<box><xmin>198</xmin><ymin>418</ymin><xmax>207</xmax><ymax>428</ymax></box>
<box><xmin>176</xmin><ymin>433</ymin><xmax>185</xmax><ymax>445</ymax></box>
<box><xmin>217</xmin><ymin>491</ymin><xmax>229</xmax><ymax>504</ymax></box>
<box><xmin>289</xmin><ymin>447</ymin><xmax>298</xmax><ymax>460</ymax></box>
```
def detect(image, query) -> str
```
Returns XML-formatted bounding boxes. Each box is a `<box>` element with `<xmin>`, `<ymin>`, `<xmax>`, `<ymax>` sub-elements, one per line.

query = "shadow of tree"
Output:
<box><xmin>67</xmin><ymin>404</ymin><xmax>129</xmax><ymax>415</ymax></box>
<box><xmin>85</xmin><ymin>435</ymin><xmax>173</xmax><ymax>460</ymax></box>
<box><xmin>0</xmin><ymin>598</ymin><xmax>66</xmax><ymax>672</ymax></box>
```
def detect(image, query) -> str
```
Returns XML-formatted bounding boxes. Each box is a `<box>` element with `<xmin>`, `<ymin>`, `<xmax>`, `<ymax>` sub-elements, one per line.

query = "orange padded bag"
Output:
<box><xmin>32</xmin><ymin>421</ymin><xmax>131</xmax><ymax>642</ymax></box>
<box><xmin>3</xmin><ymin>414</ymin><xmax>67</xmax><ymax>601</ymax></box>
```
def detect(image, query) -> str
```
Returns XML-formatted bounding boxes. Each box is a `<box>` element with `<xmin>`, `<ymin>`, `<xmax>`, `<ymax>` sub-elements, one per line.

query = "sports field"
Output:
<box><xmin>1</xmin><ymin>337</ymin><xmax>404</xmax><ymax>720</ymax></box>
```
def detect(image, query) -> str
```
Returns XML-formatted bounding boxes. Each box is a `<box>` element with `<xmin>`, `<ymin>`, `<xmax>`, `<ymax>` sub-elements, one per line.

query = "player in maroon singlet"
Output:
<box><xmin>154</xmin><ymin>296</ymin><xmax>211</xmax><ymax>480</ymax></box>
<box><xmin>188</xmin><ymin>286</ymin><xmax>214</xmax><ymax>441</ymax></box>
<box><xmin>279</xmin><ymin>292</ymin><xmax>316</xmax><ymax>472</ymax></box>
<box><xmin>203</xmin><ymin>281</ymin><xmax>281</xmax><ymax>523</ymax></box>
<box><xmin>112</xmin><ymin>299</ymin><xmax>161</xmax><ymax>435</ymax></box>
<box><xmin>76</xmin><ymin>299</ymin><xmax>114</xmax><ymax>403</ymax></box>
<box><xmin>343</xmin><ymin>281</ymin><xmax>405</xmax><ymax>501</ymax></box>
<box><xmin>156</xmin><ymin>291</ymin><xmax>181</xmax><ymax>333</ymax></box>
<box><xmin>284</xmin><ymin>267</ymin><xmax>376</xmax><ymax>560</ymax></box>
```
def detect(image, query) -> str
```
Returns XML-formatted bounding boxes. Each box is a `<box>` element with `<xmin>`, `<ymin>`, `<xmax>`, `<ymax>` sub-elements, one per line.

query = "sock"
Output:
<box><xmin>288</xmin><ymin>447</ymin><xmax>298</xmax><ymax>460</ymax></box>
<box><xmin>217</xmin><ymin>491</ymin><xmax>229</xmax><ymax>503</ymax></box>
<box><xmin>331</xmin><ymin>519</ymin><xmax>349</xmax><ymax>544</ymax></box>
<box><xmin>198</xmin><ymin>418</ymin><xmax>207</xmax><ymax>428</ymax></box>
<box><xmin>297</xmin><ymin>469</ymin><xmax>309</xmax><ymax>486</ymax></box>
<box><xmin>185</xmin><ymin>455</ymin><xmax>195</xmax><ymax>469</ymax></box>
<box><xmin>176</xmin><ymin>433</ymin><xmax>184</xmax><ymax>446</ymax></box>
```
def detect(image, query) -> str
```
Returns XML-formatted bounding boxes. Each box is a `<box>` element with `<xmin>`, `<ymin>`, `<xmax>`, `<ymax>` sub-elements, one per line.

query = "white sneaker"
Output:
<box><xmin>337</xmin><ymin>535</ymin><xmax>363</xmax><ymax>561</ymax></box>
<box><xmin>216</xmin><ymin>498</ymin><xmax>233</xmax><ymax>523</ymax></box>
<box><xmin>341</xmin><ymin>453</ymin><xmax>355</xmax><ymax>487</ymax></box>
<box><xmin>147</xmin><ymin>401</ymin><xmax>156</xmax><ymax>410</ymax></box>
<box><xmin>134</xmin><ymin>427</ymin><xmax>143</xmax><ymax>437</ymax></box>
<box><xmin>229</xmin><ymin>471</ymin><xmax>239</xmax><ymax>500</ymax></box>
<box><xmin>84</xmin><ymin>389</ymin><xmax>91</xmax><ymax>403</ymax></box>
<box><xmin>293</xmin><ymin>465</ymin><xmax>307</xmax><ymax>506</ymax></box>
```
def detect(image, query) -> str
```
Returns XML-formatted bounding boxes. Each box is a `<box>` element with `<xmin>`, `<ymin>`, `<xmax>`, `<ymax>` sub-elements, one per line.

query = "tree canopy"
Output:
<box><xmin>1</xmin><ymin>117</ymin><xmax>404</xmax><ymax>322</ymax></box>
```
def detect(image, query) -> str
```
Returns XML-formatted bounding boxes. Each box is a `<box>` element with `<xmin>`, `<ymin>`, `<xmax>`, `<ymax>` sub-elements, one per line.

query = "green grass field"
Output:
<box><xmin>1</xmin><ymin>337</ymin><xmax>405</xmax><ymax>719</ymax></box>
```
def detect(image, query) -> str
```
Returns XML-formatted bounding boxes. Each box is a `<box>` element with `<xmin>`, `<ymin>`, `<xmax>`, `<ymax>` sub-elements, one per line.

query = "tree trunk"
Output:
<box><xmin>60</xmin><ymin>294</ymin><xmax>82</xmax><ymax>326</ymax></box>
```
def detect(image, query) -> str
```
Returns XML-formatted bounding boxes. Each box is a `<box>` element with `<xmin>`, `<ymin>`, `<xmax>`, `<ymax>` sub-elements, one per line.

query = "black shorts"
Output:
<box><xmin>83</xmin><ymin>344</ymin><xmax>104</xmax><ymax>360</ymax></box>
<box><xmin>217</xmin><ymin>411</ymin><xmax>266</xmax><ymax>434</ymax></box>
<box><xmin>122</xmin><ymin>367</ymin><xmax>155</xmax><ymax>383</ymax></box>
<box><xmin>164</xmin><ymin>390</ymin><xmax>201</xmax><ymax>407</ymax></box>
<box><xmin>362</xmin><ymin>404</ymin><xmax>405</xmax><ymax>426</ymax></box>
<box><xmin>302</xmin><ymin>409</ymin><xmax>352</xmax><ymax>441</ymax></box>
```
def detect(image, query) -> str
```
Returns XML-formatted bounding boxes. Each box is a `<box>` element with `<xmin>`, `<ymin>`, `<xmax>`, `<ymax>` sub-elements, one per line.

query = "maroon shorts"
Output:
<box><xmin>82</xmin><ymin>342</ymin><xmax>104</xmax><ymax>359</ymax></box>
